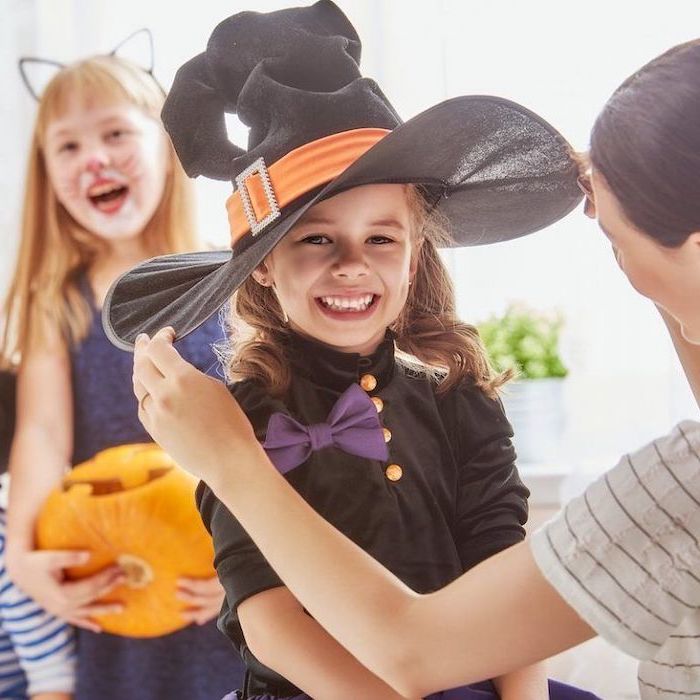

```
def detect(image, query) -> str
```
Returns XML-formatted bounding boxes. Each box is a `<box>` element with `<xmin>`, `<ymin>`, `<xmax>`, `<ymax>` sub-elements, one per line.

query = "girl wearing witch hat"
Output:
<box><xmin>124</xmin><ymin>27</ymin><xmax>700</xmax><ymax>700</ymax></box>
<box><xmin>3</xmin><ymin>35</ymin><xmax>244</xmax><ymax>700</ymax></box>
<box><xmin>107</xmin><ymin>2</ymin><xmax>597</xmax><ymax>698</ymax></box>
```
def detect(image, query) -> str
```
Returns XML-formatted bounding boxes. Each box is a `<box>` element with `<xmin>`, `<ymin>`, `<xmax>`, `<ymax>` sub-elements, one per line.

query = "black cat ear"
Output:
<box><xmin>110</xmin><ymin>28</ymin><xmax>155</xmax><ymax>75</ymax></box>
<box><xmin>18</xmin><ymin>58</ymin><xmax>65</xmax><ymax>101</ymax></box>
<box><xmin>19</xmin><ymin>29</ymin><xmax>160</xmax><ymax>103</ymax></box>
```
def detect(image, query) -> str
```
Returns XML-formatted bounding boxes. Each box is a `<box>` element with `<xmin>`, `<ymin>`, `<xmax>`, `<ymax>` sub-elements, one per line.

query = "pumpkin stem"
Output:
<box><xmin>117</xmin><ymin>554</ymin><xmax>154</xmax><ymax>589</ymax></box>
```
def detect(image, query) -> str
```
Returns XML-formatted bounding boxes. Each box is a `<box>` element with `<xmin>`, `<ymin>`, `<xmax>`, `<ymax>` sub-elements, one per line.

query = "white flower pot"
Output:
<box><xmin>500</xmin><ymin>377</ymin><xmax>566</xmax><ymax>465</ymax></box>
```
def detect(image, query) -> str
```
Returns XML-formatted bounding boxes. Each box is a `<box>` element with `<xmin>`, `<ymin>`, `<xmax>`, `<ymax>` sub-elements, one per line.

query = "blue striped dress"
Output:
<box><xmin>0</xmin><ymin>509</ymin><xmax>75</xmax><ymax>698</ymax></box>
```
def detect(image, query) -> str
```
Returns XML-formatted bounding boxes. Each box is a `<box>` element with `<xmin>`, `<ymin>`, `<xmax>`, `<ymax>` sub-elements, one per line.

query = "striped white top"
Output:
<box><xmin>531</xmin><ymin>420</ymin><xmax>700</xmax><ymax>699</ymax></box>
<box><xmin>0</xmin><ymin>510</ymin><xmax>75</xmax><ymax>697</ymax></box>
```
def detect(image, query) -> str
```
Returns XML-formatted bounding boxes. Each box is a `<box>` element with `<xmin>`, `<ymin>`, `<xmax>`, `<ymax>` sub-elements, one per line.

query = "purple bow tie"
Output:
<box><xmin>262</xmin><ymin>383</ymin><xmax>389</xmax><ymax>474</ymax></box>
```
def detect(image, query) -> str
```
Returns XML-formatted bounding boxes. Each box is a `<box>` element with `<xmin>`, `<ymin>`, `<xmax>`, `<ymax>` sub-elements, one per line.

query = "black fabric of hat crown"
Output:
<box><xmin>162</xmin><ymin>1</ymin><xmax>401</xmax><ymax>183</ymax></box>
<box><xmin>103</xmin><ymin>0</ymin><xmax>582</xmax><ymax>351</ymax></box>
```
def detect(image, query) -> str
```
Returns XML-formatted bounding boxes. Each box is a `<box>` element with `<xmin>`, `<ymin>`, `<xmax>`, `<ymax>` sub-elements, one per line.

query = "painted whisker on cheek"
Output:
<box><xmin>119</xmin><ymin>154</ymin><xmax>139</xmax><ymax>175</ymax></box>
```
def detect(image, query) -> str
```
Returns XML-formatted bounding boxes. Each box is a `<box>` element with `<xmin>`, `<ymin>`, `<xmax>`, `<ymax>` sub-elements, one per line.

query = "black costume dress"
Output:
<box><xmin>198</xmin><ymin>331</ymin><xmax>529</xmax><ymax>697</ymax></box>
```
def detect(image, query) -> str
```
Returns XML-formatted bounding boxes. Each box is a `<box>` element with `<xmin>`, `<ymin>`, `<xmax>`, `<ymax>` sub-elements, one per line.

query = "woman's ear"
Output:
<box><xmin>683</xmin><ymin>231</ymin><xmax>700</xmax><ymax>265</ymax></box>
<box><xmin>578</xmin><ymin>173</ymin><xmax>596</xmax><ymax>219</ymax></box>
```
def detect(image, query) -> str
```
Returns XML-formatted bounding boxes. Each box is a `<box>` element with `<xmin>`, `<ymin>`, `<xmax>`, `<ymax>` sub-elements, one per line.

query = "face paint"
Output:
<box><xmin>44</xmin><ymin>100</ymin><xmax>168</xmax><ymax>241</ymax></box>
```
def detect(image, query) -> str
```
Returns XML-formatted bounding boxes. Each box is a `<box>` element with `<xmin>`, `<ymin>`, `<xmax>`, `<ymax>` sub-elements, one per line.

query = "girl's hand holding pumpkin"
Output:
<box><xmin>7</xmin><ymin>549</ymin><xmax>124</xmax><ymax>632</ymax></box>
<box><xmin>176</xmin><ymin>575</ymin><xmax>226</xmax><ymax>625</ymax></box>
<box><xmin>133</xmin><ymin>327</ymin><xmax>259</xmax><ymax>488</ymax></box>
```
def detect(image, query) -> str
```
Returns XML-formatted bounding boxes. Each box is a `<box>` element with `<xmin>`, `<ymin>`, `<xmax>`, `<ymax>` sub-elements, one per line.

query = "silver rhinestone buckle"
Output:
<box><xmin>234</xmin><ymin>157</ymin><xmax>281</xmax><ymax>236</ymax></box>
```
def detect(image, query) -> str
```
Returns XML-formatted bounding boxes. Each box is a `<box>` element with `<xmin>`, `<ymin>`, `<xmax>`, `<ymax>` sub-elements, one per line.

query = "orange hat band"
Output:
<box><xmin>226</xmin><ymin>127</ymin><xmax>391</xmax><ymax>244</ymax></box>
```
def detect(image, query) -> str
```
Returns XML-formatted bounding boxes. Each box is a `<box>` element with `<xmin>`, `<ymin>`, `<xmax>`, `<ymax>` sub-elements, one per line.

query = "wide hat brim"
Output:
<box><xmin>104</xmin><ymin>95</ymin><xmax>582</xmax><ymax>350</ymax></box>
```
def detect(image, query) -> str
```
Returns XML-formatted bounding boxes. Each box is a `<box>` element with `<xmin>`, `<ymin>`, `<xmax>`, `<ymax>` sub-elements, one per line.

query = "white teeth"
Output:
<box><xmin>320</xmin><ymin>294</ymin><xmax>374</xmax><ymax>311</ymax></box>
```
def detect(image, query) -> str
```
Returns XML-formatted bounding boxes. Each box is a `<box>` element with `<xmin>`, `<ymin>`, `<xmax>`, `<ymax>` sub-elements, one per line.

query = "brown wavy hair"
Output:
<box><xmin>1</xmin><ymin>55</ymin><xmax>197</xmax><ymax>367</ymax></box>
<box><xmin>221</xmin><ymin>185</ymin><xmax>509</xmax><ymax>399</ymax></box>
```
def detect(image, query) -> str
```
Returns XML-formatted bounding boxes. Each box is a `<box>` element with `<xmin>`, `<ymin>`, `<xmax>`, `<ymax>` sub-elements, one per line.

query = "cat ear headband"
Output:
<box><xmin>18</xmin><ymin>28</ymin><xmax>161</xmax><ymax>101</ymax></box>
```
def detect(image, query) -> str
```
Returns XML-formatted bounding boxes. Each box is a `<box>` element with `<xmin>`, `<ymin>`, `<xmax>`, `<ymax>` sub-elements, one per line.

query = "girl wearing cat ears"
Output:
<box><xmin>4</xmin><ymin>35</ymin><xmax>244</xmax><ymax>699</ymax></box>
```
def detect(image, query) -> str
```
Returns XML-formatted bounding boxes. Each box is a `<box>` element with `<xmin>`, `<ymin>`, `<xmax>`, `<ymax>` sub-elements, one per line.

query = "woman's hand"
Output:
<box><xmin>133</xmin><ymin>327</ymin><xmax>258</xmax><ymax>486</ymax></box>
<box><xmin>176</xmin><ymin>575</ymin><xmax>226</xmax><ymax>626</ymax></box>
<box><xmin>6</xmin><ymin>548</ymin><xmax>124</xmax><ymax>632</ymax></box>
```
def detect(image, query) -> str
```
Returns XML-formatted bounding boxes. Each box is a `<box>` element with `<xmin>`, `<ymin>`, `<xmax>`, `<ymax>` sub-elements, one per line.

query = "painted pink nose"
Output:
<box><xmin>85</xmin><ymin>157</ymin><xmax>108</xmax><ymax>173</ymax></box>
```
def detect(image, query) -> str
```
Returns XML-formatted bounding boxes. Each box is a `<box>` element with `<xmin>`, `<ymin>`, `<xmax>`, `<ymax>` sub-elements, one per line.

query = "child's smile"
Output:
<box><xmin>86</xmin><ymin>174</ymin><xmax>130</xmax><ymax>215</ymax></box>
<box><xmin>316</xmin><ymin>292</ymin><xmax>379</xmax><ymax>317</ymax></box>
<box><xmin>258</xmin><ymin>184</ymin><xmax>416</xmax><ymax>355</ymax></box>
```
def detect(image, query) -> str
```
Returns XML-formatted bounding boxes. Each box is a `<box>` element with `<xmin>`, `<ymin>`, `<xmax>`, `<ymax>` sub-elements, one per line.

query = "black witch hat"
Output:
<box><xmin>103</xmin><ymin>0</ymin><xmax>581</xmax><ymax>350</ymax></box>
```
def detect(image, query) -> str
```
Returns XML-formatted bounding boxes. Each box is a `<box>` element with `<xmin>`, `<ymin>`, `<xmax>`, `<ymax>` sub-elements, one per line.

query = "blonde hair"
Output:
<box><xmin>222</xmin><ymin>185</ymin><xmax>509</xmax><ymax>399</ymax></box>
<box><xmin>1</xmin><ymin>55</ymin><xmax>197</xmax><ymax>365</ymax></box>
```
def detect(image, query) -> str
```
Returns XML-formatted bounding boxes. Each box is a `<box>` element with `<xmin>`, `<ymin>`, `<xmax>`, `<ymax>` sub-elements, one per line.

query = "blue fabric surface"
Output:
<box><xmin>70</xmin><ymin>284</ymin><xmax>245</xmax><ymax>700</ymax></box>
<box><xmin>71</xmin><ymin>287</ymin><xmax>226</xmax><ymax>464</ymax></box>
<box><xmin>425</xmin><ymin>679</ymin><xmax>602</xmax><ymax>699</ymax></box>
<box><xmin>239</xmin><ymin>678</ymin><xmax>601</xmax><ymax>699</ymax></box>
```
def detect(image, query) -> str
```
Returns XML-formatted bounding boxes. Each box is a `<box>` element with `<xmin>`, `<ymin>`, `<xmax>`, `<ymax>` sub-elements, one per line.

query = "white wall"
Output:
<box><xmin>3</xmin><ymin>0</ymin><xmax>699</xmax><ymax>472</ymax></box>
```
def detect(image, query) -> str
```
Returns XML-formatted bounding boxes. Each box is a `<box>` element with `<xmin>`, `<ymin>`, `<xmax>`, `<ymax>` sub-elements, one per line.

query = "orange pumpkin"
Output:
<box><xmin>36</xmin><ymin>443</ymin><xmax>216</xmax><ymax>638</ymax></box>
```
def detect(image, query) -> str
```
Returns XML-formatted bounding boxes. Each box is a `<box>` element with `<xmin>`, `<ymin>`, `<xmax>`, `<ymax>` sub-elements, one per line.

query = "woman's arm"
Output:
<box><xmin>134</xmin><ymin>329</ymin><xmax>595</xmax><ymax>697</ymax></box>
<box><xmin>657</xmin><ymin>305</ymin><xmax>700</xmax><ymax>407</ymax></box>
<box><xmin>239</xmin><ymin>586</ymin><xmax>415</xmax><ymax>699</ymax></box>
<box><xmin>6</xmin><ymin>329</ymin><xmax>124</xmax><ymax>630</ymax></box>
<box><xmin>214</xmin><ymin>466</ymin><xmax>592</xmax><ymax>698</ymax></box>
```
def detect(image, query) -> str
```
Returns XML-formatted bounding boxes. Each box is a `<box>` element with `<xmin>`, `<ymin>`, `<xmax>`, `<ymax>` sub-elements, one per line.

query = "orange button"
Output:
<box><xmin>383</xmin><ymin>428</ymin><xmax>392</xmax><ymax>443</ymax></box>
<box><xmin>371</xmin><ymin>396</ymin><xmax>384</xmax><ymax>413</ymax></box>
<box><xmin>385</xmin><ymin>464</ymin><xmax>403</xmax><ymax>482</ymax></box>
<box><xmin>360</xmin><ymin>374</ymin><xmax>377</xmax><ymax>392</ymax></box>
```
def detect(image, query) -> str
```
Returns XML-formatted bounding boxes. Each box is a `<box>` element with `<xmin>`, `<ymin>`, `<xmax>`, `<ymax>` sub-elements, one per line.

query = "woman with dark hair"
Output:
<box><xmin>132</xmin><ymin>39</ymin><xmax>700</xmax><ymax>700</ymax></box>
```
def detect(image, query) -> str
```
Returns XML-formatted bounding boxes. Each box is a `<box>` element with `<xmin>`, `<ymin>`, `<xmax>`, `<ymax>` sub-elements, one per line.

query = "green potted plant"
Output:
<box><xmin>478</xmin><ymin>304</ymin><xmax>568</xmax><ymax>464</ymax></box>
